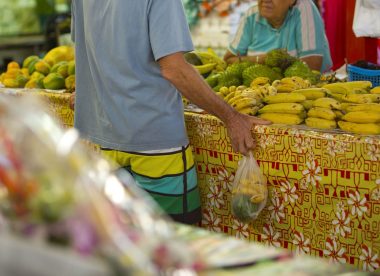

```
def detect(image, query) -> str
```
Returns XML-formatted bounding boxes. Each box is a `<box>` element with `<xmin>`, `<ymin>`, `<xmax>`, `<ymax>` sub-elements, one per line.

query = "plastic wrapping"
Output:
<box><xmin>231</xmin><ymin>152</ymin><xmax>268</xmax><ymax>223</ymax></box>
<box><xmin>0</xmin><ymin>95</ymin><xmax>202</xmax><ymax>275</ymax></box>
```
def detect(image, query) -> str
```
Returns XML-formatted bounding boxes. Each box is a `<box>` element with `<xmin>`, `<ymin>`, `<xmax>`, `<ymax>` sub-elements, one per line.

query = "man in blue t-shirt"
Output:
<box><xmin>225</xmin><ymin>0</ymin><xmax>332</xmax><ymax>72</ymax></box>
<box><xmin>71</xmin><ymin>0</ymin><xmax>270</xmax><ymax>224</ymax></box>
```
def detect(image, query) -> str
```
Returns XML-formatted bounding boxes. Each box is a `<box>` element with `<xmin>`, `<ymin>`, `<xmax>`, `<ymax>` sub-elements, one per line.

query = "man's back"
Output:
<box><xmin>71</xmin><ymin>0</ymin><xmax>194</xmax><ymax>151</ymax></box>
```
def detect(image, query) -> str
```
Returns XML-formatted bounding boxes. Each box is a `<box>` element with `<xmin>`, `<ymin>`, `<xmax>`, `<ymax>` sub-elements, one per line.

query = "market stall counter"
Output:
<box><xmin>0</xmin><ymin>89</ymin><xmax>379</xmax><ymax>272</ymax></box>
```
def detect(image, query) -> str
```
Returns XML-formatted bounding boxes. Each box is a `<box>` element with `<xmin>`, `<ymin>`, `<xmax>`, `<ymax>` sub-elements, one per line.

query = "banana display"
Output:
<box><xmin>272</xmin><ymin>76</ymin><xmax>311</xmax><ymax>93</ymax></box>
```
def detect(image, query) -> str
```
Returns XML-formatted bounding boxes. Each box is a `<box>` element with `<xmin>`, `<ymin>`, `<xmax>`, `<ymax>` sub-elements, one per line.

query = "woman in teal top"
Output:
<box><xmin>224</xmin><ymin>0</ymin><xmax>332</xmax><ymax>72</ymax></box>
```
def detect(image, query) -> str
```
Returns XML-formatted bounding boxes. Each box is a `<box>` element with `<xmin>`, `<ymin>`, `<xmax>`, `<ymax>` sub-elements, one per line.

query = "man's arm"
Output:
<box><xmin>158</xmin><ymin>52</ymin><xmax>271</xmax><ymax>155</ymax></box>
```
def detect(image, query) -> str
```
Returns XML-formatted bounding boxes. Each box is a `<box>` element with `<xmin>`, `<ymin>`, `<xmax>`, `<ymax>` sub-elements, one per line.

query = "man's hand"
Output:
<box><xmin>225</xmin><ymin>112</ymin><xmax>271</xmax><ymax>156</ymax></box>
<box><xmin>69</xmin><ymin>92</ymin><xmax>75</xmax><ymax>110</ymax></box>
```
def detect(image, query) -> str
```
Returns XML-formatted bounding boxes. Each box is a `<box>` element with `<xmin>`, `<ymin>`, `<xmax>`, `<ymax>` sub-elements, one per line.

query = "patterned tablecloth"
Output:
<box><xmin>185</xmin><ymin>111</ymin><xmax>380</xmax><ymax>272</ymax></box>
<box><xmin>1</xmin><ymin>89</ymin><xmax>379</xmax><ymax>272</ymax></box>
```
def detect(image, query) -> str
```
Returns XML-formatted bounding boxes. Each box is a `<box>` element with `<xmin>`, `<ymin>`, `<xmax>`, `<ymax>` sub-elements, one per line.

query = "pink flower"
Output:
<box><xmin>347</xmin><ymin>191</ymin><xmax>368</xmax><ymax>217</ymax></box>
<box><xmin>360</xmin><ymin>245</ymin><xmax>380</xmax><ymax>272</ymax></box>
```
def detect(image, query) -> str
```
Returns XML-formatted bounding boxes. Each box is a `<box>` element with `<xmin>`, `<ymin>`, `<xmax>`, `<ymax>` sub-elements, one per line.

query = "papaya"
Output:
<box><xmin>7</xmin><ymin>61</ymin><xmax>20</xmax><ymax>71</ymax></box>
<box><xmin>51</xmin><ymin>61</ymin><xmax>68</xmax><ymax>73</ymax></box>
<box><xmin>4</xmin><ymin>68</ymin><xmax>20</xmax><ymax>79</ymax></box>
<box><xmin>67</xmin><ymin>60</ymin><xmax>75</xmax><ymax>75</ymax></box>
<box><xmin>43</xmin><ymin>73</ymin><xmax>65</xmax><ymax>90</ymax></box>
<box><xmin>25</xmin><ymin>77</ymin><xmax>44</xmax><ymax>89</ymax></box>
<box><xmin>22</xmin><ymin>55</ymin><xmax>39</xmax><ymax>68</ymax></box>
<box><xmin>15</xmin><ymin>75</ymin><xmax>29</xmax><ymax>88</ymax></box>
<box><xmin>20</xmin><ymin>68</ymin><xmax>30</xmax><ymax>78</ymax></box>
<box><xmin>30</xmin><ymin>71</ymin><xmax>45</xmax><ymax>80</ymax></box>
<box><xmin>57</xmin><ymin>63</ymin><xmax>69</xmax><ymax>78</ymax></box>
<box><xmin>3</xmin><ymin>78</ymin><xmax>19</xmax><ymax>88</ymax></box>
<box><xmin>28</xmin><ymin>58</ymin><xmax>41</xmax><ymax>75</ymax></box>
<box><xmin>43</xmin><ymin>46</ymin><xmax>74</xmax><ymax>66</ymax></box>
<box><xmin>35</xmin><ymin>60</ymin><xmax>51</xmax><ymax>75</ymax></box>
<box><xmin>65</xmin><ymin>75</ymin><xmax>75</xmax><ymax>90</ymax></box>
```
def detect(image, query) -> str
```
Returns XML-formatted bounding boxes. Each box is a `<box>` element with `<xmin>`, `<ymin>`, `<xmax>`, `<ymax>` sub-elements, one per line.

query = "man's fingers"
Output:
<box><xmin>250</xmin><ymin>117</ymin><xmax>272</xmax><ymax>125</ymax></box>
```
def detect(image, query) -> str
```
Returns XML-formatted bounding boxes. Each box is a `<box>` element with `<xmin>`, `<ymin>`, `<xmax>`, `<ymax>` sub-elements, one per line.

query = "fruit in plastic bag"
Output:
<box><xmin>231</xmin><ymin>152</ymin><xmax>267</xmax><ymax>223</ymax></box>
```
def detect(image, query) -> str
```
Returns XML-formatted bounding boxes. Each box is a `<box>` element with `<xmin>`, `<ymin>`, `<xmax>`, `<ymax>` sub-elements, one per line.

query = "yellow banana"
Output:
<box><xmin>193</xmin><ymin>63</ymin><xmax>216</xmax><ymax>74</ymax></box>
<box><xmin>227</xmin><ymin>94</ymin><xmax>246</xmax><ymax>105</ymax></box>
<box><xmin>232</xmin><ymin>98</ymin><xmax>257</xmax><ymax>110</ymax></box>
<box><xmin>370</xmin><ymin>86</ymin><xmax>380</xmax><ymax>94</ymax></box>
<box><xmin>258</xmin><ymin>113</ymin><xmax>304</xmax><ymax>125</ymax></box>
<box><xmin>343</xmin><ymin>81</ymin><xmax>372</xmax><ymax>91</ymax></box>
<box><xmin>251</xmin><ymin>77</ymin><xmax>271</xmax><ymax>87</ymax></box>
<box><xmin>308</xmin><ymin>107</ymin><xmax>336</xmax><ymax>120</ymax></box>
<box><xmin>343</xmin><ymin>103</ymin><xmax>380</xmax><ymax>113</ymax></box>
<box><xmin>334</xmin><ymin>110</ymin><xmax>344</xmax><ymax>120</ymax></box>
<box><xmin>195</xmin><ymin>51</ymin><xmax>226</xmax><ymax>69</ymax></box>
<box><xmin>229</xmin><ymin>86</ymin><xmax>237</xmax><ymax>93</ymax></box>
<box><xmin>313</xmin><ymin>97</ymin><xmax>342</xmax><ymax>110</ymax></box>
<box><xmin>236</xmin><ymin>85</ymin><xmax>247</xmax><ymax>91</ymax></box>
<box><xmin>301</xmin><ymin>100</ymin><xmax>314</xmax><ymax>110</ymax></box>
<box><xmin>305</xmin><ymin>117</ymin><xmax>337</xmax><ymax>129</ymax></box>
<box><xmin>276</xmin><ymin>84</ymin><xmax>298</xmax><ymax>93</ymax></box>
<box><xmin>338</xmin><ymin>121</ymin><xmax>380</xmax><ymax>135</ymax></box>
<box><xmin>259</xmin><ymin>103</ymin><xmax>305</xmax><ymax>114</ymax></box>
<box><xmin>215</xmin><ymin>92</ymin><xmax>224</xmax><ymax>98</ymax></box>
<box><xmin>322</xmin><ymin>83</ymin><xmax>349</xmax><ymax>95</ymax></box>
<box><xmin>224</xmin><ymin>91</ymin><xmax>237</xmax><ymax>102</ymax></box>
<box><xmin>342</xmin><ymin>111</ymin><xmax>380</xmax><ymax>124</ymax></box>
<box><xmin>341</xmin><ymin>94</ymin><xmax>374</xmax><ymax>104</ymax></box>
<box><xmin>291</xmin><ymin>88</ymin><xmax>328</xmax><ymax>100</ymax></box>
<box><xmin>219</xmin><ymin>86</ymin><xmax>229</xmax><ymax>96</ymax></box>
<box><xmin>263</xmin><ymin>93</ymin><xmax>306</xmax><ymax>104</ymax></box>
<box><xmin>238</xmin><ymin>106</ymin><xmax>260</xmax><ymax>116</ymax></box>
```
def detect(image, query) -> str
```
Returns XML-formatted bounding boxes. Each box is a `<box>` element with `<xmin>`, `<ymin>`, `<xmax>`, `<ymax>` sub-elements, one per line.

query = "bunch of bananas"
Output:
<box><xmin>216</xmin><ymin>85</ymin><xmax>263</xmax><ymax>115</ymax></box>
<box><xmin>337</xmin><ymin>103</ymin><xmax>380</xmax><ymax>134</ymax></box>
<box><xmin>258</xmin><ymin>103</ymin><xmax>306</xmax><ymax>125</ymax></box>
<box><xmin>215</xmin><ymin>77</ymin><xmax>278</xmax><ymax>116</ymax></box>
<box><xmin>272</xmin><ymin>76</ymin><xmax>311</xmax><ymax>93</ymax></box>
<box><xmin>192</xmin><ymin>48</ymin><xmax>227</xmax><ymax>75</ymax></box>
<box><xmin>305</xmin><ymin>98</ymin><xmax>342</xmax><ymax>130</ymax></box>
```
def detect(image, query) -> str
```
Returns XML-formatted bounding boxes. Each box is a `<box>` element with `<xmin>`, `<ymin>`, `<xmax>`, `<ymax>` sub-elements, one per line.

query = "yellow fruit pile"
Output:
<box><xmin>0</xmin><ymin>46</ymin><xmax>75</xmax><ymax>92</ymax></box>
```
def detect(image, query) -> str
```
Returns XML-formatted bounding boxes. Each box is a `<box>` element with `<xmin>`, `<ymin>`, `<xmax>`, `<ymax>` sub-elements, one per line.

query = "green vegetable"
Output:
<box><xmin>231</xmin><ymin>194</ymin><xmax>261</xmax><ymax>223</ymax></box>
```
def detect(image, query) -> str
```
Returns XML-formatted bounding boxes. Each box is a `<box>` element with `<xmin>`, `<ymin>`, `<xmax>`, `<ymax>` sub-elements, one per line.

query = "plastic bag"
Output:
<box><xmin>353</xmin><ymin>0</ymin><xmax>380</xmax><ymax>38</ymax></box>
<box><xmin>231</xmin><ymin>152</ymin><xmax>268</xmax><ymax>223</ymax></box>
<box><xmin>0</xmin><ymin>95</ymin><xmax>202</xmax><ymax>275</ymax></box>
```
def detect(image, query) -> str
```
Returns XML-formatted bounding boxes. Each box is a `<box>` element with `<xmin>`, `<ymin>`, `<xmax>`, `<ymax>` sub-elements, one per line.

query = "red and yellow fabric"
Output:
<box><xmin>185</xmin><ymin>112</ymin><xmax>380</xmax><ymax>272</ymax></box>
<box><xmin>1</xmin><ymin>89</ymin><xmax>379</xmax><ymax>272</ymax></box>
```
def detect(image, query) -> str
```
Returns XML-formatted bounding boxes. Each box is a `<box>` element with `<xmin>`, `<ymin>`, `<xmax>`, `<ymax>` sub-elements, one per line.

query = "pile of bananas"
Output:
<box><xmin>257</xmin><ymin>82</ymin><xmax>307</xmax><ymax>124</ymax></box>
<box><xmin>192</xmin><ymin>49</ymin><xmax>227</xmax><ymax>75</ymax></box>
<box><xmin>305</xmin><ymin>97</ymin><xmax>342</xmax><ymax>130</ymax></box>
<box><xmin>215</xmin><ymin>77</ymin><xmax>277</xmax><ymax>116</ymax></box>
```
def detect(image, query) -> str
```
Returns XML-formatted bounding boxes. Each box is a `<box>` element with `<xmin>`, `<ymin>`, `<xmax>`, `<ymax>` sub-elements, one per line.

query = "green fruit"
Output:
<box><xmin>30</xmin><ymin>71</ymin><xmax>45</xmax><ymax>80</ymax></box>
<box><xmin>231</xmin><ymin>194</ymin><xmax>260</xmax><ymax>223</ymax></box>
<box><xmin>35</xmin><ymin>60</ymin><xmax>51</xmax><ymax>75</ymax></box>
<box><xmin>67</xmin><ymin>60</ymin><xmax>75</xmax><ymax>75</ymax></box>
<box><xmin>184</xmin><ymin>52</ymin><xmax>203</xmax><ymax>66</ymax></box>
<box><xmin>57</xmin><ymin>63</ymin><xmax>69</xmax><ymax>78</ymax></box>
<box><xmin>43</xmin><ymin>73</ymin><xmax>65</xmax><ymax>90</ymax></box>
<box><xmin>51</xmin><ymin>61</ymin><xmax>68</xmax><ymax>73</ymax></box>
<box><xmin>28</xmin><ymin>58</ymin><xmax>41</xmax><ymax>75</ymax></box>
<box><xmin>65</xmin><ymin>75</ymin><xmax>75</xmax><ymax>90</ymax></box>
<box><xmin>15</xmin><ymin>74</ymin><xmax>29</xmax><ymax>88</ymax></box>
<box><xmin>22</xmin><ymin>55</ymin><xmax>39</xmax><ymax>68</ymax></box>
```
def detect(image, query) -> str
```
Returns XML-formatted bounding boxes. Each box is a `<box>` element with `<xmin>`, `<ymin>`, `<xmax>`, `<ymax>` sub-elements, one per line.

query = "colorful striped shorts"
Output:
<box><xmin>101</xmin><ymin>145</ymin><xmax>201</xmax><ymax>224</ymax></box>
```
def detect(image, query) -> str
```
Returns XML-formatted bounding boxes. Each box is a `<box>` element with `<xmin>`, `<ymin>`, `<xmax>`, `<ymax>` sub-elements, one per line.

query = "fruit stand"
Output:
<box><xmin>0</xmin><ymin>87</ymin><xmax>379</xmax><ymax>272</ymax></box>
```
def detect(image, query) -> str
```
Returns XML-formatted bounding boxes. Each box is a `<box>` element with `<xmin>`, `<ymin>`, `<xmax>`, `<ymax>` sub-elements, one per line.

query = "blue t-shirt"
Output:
<box><xmin>71</xmin><ymin>0</ymin><xmax>193</xmax><ymax>151</ymax></box>
<box><xmin>229</xmin><ymin>0</ymin><xmax>332</xmax><ymax>72</ymax></box>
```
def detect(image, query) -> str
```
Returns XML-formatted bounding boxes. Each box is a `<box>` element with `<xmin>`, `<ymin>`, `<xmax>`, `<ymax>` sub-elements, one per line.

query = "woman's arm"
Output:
<box><xmin>223</xmin><ymin>50</ymin><xmax>266</xmax><ymax>64</ymax></box>
<box><xmin>300</xmin><ymin>55</ymin><xmax>323</xmax><ymax>71</ymax></box>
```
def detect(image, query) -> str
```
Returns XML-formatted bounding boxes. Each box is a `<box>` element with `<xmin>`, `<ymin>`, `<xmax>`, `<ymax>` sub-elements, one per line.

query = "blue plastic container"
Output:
<box><xmin>347</xmin><ymin>64</ymin><xmax>380</xmax><ymax>87</ymax></box>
